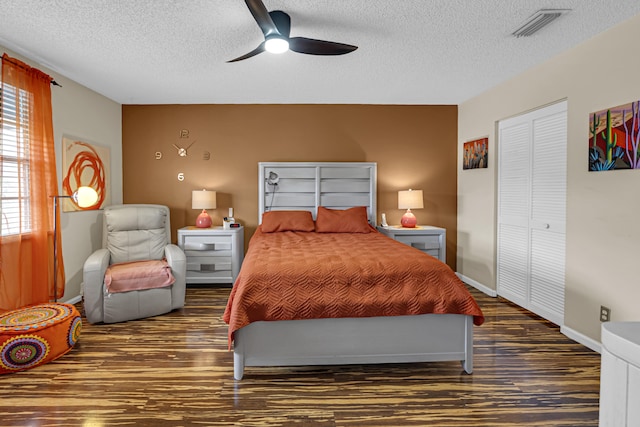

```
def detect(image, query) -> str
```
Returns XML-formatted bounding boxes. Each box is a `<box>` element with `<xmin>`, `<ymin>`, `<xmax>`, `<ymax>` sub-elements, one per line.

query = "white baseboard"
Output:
<box><xmin>63</xmin><ymin>295</ymin><xmax>82</xmax><ymax>305</ymax></box>
<box><xmin>456</xmin><ymin>273</ymin><xmax>601</xmax><ymax>353</ymax></box>
<box><xmin>561</xmin><ymin>325</ymin><xmax>601</xmax><ymax>353</ymax></box>
<box><xmin>456</xmin><ymin>273</ymin><xmax>497</xmax><ymax>297</ymax></box>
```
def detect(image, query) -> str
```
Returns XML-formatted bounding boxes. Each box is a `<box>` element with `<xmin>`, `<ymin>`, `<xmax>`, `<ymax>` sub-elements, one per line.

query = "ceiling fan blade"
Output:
<box><xmin>245</xmin><ymin>0</ymin><xmax>281</xmax><ymax>38</ymax></box>
<box><xmin>289</xmin><ymin>37</ymin><xmax>358</xmax><ymax>55</ymax></box>
<box><xmin>227</xmin><ymin>42</ymin><xmax>265</xmax><ymax>62</ymax></box>
<box><xmin>269</xmin><ymin>11</ymin><xmax>291</xmax><ymax>39</ymax></box>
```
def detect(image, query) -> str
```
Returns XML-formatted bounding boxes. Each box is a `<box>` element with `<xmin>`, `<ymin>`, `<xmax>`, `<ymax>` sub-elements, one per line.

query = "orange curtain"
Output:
<box><xmin>0</xmin><ymin>53</ymin><xmax>64</xmax><ymax>311</ymax></box>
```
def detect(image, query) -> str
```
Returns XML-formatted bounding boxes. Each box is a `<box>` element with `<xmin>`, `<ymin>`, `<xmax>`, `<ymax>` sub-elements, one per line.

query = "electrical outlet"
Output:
<box><xmin>600</xmin><ymin>306</ymin><xmax>611</xmax><ymax>322</ymax></box>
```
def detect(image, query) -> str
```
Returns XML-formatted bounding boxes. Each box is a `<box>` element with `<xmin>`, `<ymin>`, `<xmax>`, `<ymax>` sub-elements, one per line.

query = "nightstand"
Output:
<box><xmin>177</xmin><ymin>226</ymin><xmax>244</xmax><ymax>285</ymax></box>
<box><xmin>377</xmin><ymin>225</ymin><xmax>446</xmax><ymax>263</ymax></box>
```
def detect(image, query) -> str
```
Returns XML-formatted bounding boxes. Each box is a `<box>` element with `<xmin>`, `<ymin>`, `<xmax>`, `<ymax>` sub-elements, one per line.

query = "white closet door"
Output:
<box><xmin>529</xmin><ymin>104</ymin><xmax>567</xmax><ymax>325</ymax></box>
<box><xmin>497</xmin><ymin>101</ymin><xmax>567</xmax><ymax>326</ymax></box>
<box><xmin>497</xmin><ymin>120</ymin><xmax>530</xmax><ymax>308</ymax></box>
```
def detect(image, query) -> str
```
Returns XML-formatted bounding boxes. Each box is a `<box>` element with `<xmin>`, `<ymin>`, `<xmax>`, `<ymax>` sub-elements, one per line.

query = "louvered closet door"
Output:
<box><xmin>497</xmin><ymin>101</ymin><xmax>567</xmax><ymax>326</ymax></box>
<box><xmin>497</xmin><ymin>120</ymin><xmax>530</xmax><ymax>309</ymax></box>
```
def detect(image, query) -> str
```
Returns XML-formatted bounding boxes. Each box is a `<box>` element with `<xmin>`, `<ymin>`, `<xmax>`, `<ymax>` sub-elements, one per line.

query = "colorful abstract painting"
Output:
<box><xmin>589</xmin><ymin>100</ymin><xmax>640</xmax><ymax>171</ymax></box>
<box><xmin>62</xmin><ymin>136</ymin><xmax>110</xmax><ymax>211</ymax></box>
<box><xmin>463</xmin><ymin>137</ymin><xmax>488</xmax><ymax>170</ymax></box>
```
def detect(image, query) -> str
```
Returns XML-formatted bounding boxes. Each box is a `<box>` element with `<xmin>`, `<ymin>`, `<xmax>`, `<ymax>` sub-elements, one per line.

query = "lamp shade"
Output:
<box><xmin>192</xmin><ymin>189</ymin><xmax>216</xmax><ymax>228</ymax></box>
<box><xmin>398</xmin><ymin>189</ymin><xmax>424</xmax><ymax>210</ymax></box>
<box><xmin>73</xmin><ymin>186</ymin><xmax>98</xmax><ymax>208</ymax></box>
<box><xmin>398</xmin><ymin>189</ymin><xmax>423</xmax><ymax>228</ymax></box>
<box><xmin>192</xmin><ymin>190</ymin><xmax>217</xmax><ymax>210</ymax></box>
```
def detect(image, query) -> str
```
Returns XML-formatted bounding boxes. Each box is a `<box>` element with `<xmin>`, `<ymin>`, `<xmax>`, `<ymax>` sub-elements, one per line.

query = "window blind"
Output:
<box><xmin>0</xmin><ymin>83</ymin><xmax>32</xmax><ymax>236</ymax></box>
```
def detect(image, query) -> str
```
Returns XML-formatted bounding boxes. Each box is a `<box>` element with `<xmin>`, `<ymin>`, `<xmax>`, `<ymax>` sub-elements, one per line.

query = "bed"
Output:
<box><xmin>223</xmin><ymin>162</ymin><xmax>484</xmax><ymax>380</ymax></box>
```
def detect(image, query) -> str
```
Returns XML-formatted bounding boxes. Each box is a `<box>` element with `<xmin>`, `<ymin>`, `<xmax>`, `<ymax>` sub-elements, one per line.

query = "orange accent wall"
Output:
<box><xmin>122</xmin><ymin>104</ymin><xmax>458</xmax><ymax>269</ymax></box>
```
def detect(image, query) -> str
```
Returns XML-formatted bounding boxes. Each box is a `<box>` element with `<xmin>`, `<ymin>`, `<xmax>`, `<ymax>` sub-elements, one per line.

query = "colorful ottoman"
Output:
<box><xmin>0</xmin><ymin>303</ymin><xmax>81</xmax><ymax>374</ymax></box>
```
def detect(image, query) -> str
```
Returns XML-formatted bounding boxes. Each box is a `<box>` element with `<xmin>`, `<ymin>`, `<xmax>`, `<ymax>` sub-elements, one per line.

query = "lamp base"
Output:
<box><xmin>401</xmin><ymin>210</ymin><xmax>417</xmax><ymax>228</ymax></box>
<box><xmin>195</xmin><ymin>210</ymin><xmax>212</xmax><ymax>228</ymax></box>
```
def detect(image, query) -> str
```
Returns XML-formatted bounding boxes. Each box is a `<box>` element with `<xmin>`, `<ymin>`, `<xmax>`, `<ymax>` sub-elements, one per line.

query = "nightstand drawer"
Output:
<box><xmin>395</xmin><ymin>234</ymin><xmax>441</xmax><ymax>250</ymax></box>
<box><xmin>421</xmin><ymin>248</ymin><xmax>440</xmax><ymax>258</ymax></box>
<box><xmin>183</xmin><ymin>235</ymin><xmax>232</xmax><ymax>251</ymax></box>
<box><xmin>186</xmin><ymin>256</ymin><xmax>232</xmax><ymax>272</ymax></box>
<box><xmin>184</xmin><ymin>249</ymin><xmax>232</xmax><ymax>258</ymax></box>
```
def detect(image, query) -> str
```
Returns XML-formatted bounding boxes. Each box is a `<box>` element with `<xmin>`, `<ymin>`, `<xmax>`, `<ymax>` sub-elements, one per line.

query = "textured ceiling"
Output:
<box><xmin>1</xmin><ymin>1</ymin><xmax>639</xmax><ymax>105</ymax></box>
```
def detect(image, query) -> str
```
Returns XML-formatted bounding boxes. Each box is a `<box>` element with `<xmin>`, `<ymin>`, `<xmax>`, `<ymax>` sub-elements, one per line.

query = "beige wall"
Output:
<box><xmin>122</xmin><ymin>104</ymin><xmax>460</xmax><ymax>267</ymax></box>
<box><xmin>457</xmin><ymin>13</ymin><xmax>640</xmax><ymax>345</ymax></box>
<box><xmin>1</xmin><ymin>45</ymin><xmax>123</xmax><ymax>303</ymax></box>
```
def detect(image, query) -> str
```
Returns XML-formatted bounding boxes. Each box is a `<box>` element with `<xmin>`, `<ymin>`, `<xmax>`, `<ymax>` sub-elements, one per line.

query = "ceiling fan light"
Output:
<box><xmin>265</xmin><ymin>37</ymin><xmax>289</xmax><ymax>54</ymax></box>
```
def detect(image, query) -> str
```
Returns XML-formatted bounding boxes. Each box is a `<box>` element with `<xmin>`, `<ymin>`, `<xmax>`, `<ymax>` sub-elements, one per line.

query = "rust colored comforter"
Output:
<box><xmin>223</xmin><ymin>227</ymin><xmax>484</xmax><ymax>345</ymax></box>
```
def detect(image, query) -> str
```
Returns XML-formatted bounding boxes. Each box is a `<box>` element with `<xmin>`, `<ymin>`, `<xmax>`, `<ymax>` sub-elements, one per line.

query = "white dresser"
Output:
<box><xmin>177</xmin><ymin>226</ymin><xmax>244</xmax><ymax>285</ymax></box>
<box><xmin>600</xmin><ymin>321</ymin><xmax>640</xmax><ymax>427</ymax></box>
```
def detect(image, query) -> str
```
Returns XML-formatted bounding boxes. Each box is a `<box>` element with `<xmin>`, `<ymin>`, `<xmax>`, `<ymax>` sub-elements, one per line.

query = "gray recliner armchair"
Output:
<box><xmin>83</xmin><ymin>204</ymin><xmax>187</xmax><ymax>324</ymax></box>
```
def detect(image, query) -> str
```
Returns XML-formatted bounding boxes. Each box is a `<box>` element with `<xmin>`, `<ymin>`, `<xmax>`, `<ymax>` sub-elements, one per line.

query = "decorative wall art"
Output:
<box><xmin>62</xmin><ymin>136</ymin><xmax>110</xmax><ymax>211</ymax></box>
<box><xmin>463</xmin><ymin>137</ymin><xmax>488</xmax><ymax>170</ymax></box>
<box><xmin>589</xmin><ymin>100</ymin><xmax>640</xmax><ymax>171</ymax></box>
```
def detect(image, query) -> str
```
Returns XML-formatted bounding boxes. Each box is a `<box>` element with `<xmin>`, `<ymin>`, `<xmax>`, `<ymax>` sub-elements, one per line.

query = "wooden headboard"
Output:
<box><xmin>258</xmin><ymin>162</ymin><xmax>377</xmax><ymax>226</ymax></box>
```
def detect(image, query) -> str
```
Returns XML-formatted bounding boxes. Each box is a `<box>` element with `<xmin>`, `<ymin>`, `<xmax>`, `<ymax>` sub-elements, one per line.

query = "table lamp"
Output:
<box><xmin>398</xmin><ymin>189</ymin><xmax>423</xmax><ymax>228</ymax></box>
<box><xmin>192</xmin><ymin>189</ymin><xmax>217</xmax><ymax>228</ymax></box>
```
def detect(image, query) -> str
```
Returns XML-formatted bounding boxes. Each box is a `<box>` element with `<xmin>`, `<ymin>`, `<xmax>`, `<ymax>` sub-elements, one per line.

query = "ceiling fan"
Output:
<box><xmin>228</xmin><ymin>0</ymin><xmax>358</xmax><ymax>62</ymax></box>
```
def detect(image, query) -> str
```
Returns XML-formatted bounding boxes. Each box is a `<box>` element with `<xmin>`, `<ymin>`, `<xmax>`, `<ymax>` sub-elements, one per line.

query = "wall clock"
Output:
<box><xmin>172</xmin><ymin>140</ymin><xmax>196</xmax><ymax>157</ymax></box>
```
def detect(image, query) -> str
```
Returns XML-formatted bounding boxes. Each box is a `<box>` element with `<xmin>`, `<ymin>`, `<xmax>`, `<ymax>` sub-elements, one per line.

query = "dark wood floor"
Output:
<box><xmin>0</xmin><ymin>285</ymin><xmax>601</xmax><ymax>427</ymax></box>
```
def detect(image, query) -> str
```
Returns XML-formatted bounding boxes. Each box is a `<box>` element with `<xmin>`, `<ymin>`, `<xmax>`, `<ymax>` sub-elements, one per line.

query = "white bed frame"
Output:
<box><xmin>232</xmin><ymin>162</ymin><xmax>474</xmax><ymax>380</ymax></box>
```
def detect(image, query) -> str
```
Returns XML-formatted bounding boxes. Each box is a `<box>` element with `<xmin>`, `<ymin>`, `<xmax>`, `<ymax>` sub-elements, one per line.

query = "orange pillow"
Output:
<box><xmin>261</xmin><ymin>210</ymin><xmax>315</xmax><ymax>232</ymax></box>
<box><xmin>315</xmin><ymin>206</ymin><xmax>372</xmax><ymax>233</ymax></box>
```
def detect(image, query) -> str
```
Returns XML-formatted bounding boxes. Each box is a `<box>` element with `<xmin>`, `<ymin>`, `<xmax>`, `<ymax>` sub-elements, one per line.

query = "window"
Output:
<box><xmin>0</xmin><ymin>82</ymin><xmax>32</xmax><ymax>236</ymax></box>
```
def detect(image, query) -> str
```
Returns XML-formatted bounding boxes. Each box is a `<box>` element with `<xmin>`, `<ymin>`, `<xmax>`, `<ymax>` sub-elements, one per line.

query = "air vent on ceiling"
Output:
<box><xmin>512</xmin><ymin>9</ymin><xmax>571</xmax><ymax>38</ymax></box>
